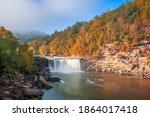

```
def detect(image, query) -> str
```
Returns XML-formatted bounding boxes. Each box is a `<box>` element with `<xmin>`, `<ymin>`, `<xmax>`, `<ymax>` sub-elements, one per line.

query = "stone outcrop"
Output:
<box><xmin>86</xmin><ymin>44</ymin><xmax>150</xmax><ymax>79</ymax></box>
<box><xmin>0</xmin><ymin>56</ymin><xmax>61</xmax><ymax>100</ymax></box>
<box><xmin>80</xmin><ymin>58</ymin><xmax>92</xmax><ymax>71</ymax></box>
<box><xmin>49</xmin><ymin>76</ymin><xmax>61</xmax><ymax>82</ymax></box>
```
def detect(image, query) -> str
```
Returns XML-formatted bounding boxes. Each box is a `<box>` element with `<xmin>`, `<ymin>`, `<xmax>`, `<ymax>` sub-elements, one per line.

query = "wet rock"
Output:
<box><xmin>40</xmin><ymin>76</ymin><xmax>49</xmax><ymax>85</ymax></box>
<box><xmin>49</xmin><ymin>76</ymin><xmax>61</xmax><ymax>82</ymax></box>
<box><xmin>39</xmin><ymin>76</ymin><xmax>53</xmax><ymax>89</ymax></box>
<box><xmin>80</xmin><ymin>58</ymin><xmax>91</xmax><ymax>71</ymax></box>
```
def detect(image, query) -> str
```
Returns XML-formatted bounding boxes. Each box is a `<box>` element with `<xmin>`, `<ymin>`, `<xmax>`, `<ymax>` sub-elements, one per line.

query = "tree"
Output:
<box><xmin>0</xmin><ymin>27</ymin><xmax>35</xmax><ymax>75</ymax></box>
<box><xmin>39</xmin><ymin>45</ymin><xmax>49</xmax><ymax>55</ymax></box>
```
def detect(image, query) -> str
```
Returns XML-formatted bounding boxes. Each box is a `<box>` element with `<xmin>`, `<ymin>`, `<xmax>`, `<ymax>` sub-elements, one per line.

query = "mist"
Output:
<box><xmin>0</xmin><ymin>0</ymin><xmax>100</xmax><ymax>33</ymax></box>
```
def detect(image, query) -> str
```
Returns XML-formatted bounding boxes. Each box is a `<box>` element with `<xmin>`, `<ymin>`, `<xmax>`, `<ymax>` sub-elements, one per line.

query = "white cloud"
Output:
<box><xmin>0</xmin><ymin>0</ymin><xmax>101</xmax><ymax>33</ymax></box>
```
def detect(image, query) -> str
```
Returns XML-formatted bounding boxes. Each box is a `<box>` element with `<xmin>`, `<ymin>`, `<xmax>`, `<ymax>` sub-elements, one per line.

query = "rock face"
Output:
<box><xmin>34</xmin><ymin>56</ymin><xmax>61</xmax><ymax>82</ymax></box>
<box><xmin>85</xmin><ymin>44</ymin><xmax>150</xmax><ymax>79</ymax></box>
<box><xmin>86</xmin><ymin>58</ymin><xmax>150</xmax><ymax>79</ymax></box>
<box><xmin>80</xmin><ymin>58</ymin><xmax>91</xmax><ymax>71</ymax></box>
<box><xmin>0</xmin><ymin>56</ymin><xmax>61</xmax><ymax>100</ymax></box>
<box><xmin>49</xmin><ymin>76</ymin><xmax>61</xmax><ymax>82</ymax></box>
<box><xmin>39</xmin><ymin>76</ymin><xmax>53</xmax><ymax>89</ymax></box>
<box><xmin>24</xmin><ymin>89</ymin><xmax>44</xmax><ymax>100</ymax></box>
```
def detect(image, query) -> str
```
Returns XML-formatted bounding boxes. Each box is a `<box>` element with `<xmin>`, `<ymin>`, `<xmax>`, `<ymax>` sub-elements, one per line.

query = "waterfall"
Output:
<box><xmin>48</xmin><ymin>58</ymin><xmax>81</xmax><ymax>73</ymax></box>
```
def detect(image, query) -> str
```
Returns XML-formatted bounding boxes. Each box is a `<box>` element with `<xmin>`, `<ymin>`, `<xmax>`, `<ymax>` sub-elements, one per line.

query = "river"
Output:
<box><xmin>42</xmin><ymin>57</ymin><xmax>150</xmax><ymax>100</ymax></box>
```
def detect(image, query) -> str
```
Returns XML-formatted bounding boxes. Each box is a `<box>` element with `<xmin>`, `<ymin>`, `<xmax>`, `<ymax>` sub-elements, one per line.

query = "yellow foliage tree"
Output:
<box><xmin>39</xmin><ymin>45</ymin><xmax>48</xmax><ymax>55</ymax></box>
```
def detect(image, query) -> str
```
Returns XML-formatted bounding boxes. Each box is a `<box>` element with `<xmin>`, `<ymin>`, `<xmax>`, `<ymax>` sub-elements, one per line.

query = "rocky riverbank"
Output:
<box><xmin>0</xmin><ymin>56</ymin><xmax>60</xmax><ymax>100</ymax></box>
<box><xmin>86</xmin><ymin>44</ymin><xmax>150</xmax><ymax>79</ymax></box>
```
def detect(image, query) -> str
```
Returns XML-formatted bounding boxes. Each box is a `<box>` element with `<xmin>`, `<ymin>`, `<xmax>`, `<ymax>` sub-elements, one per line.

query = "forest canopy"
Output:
<box><xmin>28</xmin><ymin>0</ymin><xmax>149</xmax><ymax>58</ymax></box>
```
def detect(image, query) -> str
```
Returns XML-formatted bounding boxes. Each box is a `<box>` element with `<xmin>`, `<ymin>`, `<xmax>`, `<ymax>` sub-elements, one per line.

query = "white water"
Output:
<box><xmin>48</xmin><ymin>58</ymin><xmax>81</xmax><ymax>73</ymax></box>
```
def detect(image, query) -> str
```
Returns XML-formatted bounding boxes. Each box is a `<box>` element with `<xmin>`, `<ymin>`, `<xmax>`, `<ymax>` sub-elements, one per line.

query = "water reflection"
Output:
<box><xmin>42</xmin><ymin>72</ymin><xmax>150</xmax><ymax>100</ymax></box>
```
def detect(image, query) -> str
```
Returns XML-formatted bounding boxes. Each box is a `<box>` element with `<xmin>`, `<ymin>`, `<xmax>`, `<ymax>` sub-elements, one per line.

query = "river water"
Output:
<box><xmin>42</xmin><ymin>72</ymin><xmax>150</xmax><ymax>100</ymax></box>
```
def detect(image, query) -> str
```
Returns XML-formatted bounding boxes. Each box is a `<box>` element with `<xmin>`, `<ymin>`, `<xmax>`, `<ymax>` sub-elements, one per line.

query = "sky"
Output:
<box><xmin>0</xmin><ymin>0</ymin><xmax>127</xmax><ymax>34</ymax></box>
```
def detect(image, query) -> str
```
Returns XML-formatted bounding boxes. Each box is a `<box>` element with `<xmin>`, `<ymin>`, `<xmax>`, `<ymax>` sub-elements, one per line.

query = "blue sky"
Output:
<box><xmin>0</xmin><ymin>0</ymin><xmax>127</xmax><ymax>34</ymax></box>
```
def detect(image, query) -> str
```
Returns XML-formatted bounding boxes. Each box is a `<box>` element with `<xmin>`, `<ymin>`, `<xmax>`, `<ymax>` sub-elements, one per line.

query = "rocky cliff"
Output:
<box><xmin>86</xmin><ymin>44</ymin><xmax>150</xmax><ymax>79</ymax></box>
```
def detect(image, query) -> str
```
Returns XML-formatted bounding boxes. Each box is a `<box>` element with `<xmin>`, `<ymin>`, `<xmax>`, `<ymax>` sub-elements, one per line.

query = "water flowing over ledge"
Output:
<box><xmin>47</xmin><ymin>57</ymin><xmax>82</xmax><ymax>73</ymax></box>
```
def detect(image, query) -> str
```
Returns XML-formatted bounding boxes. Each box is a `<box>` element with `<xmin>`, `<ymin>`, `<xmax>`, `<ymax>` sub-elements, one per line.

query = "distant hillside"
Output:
<box><xmin>28</xmin><ymin>0</ymin><xmax>150</xmax><ymax>57</ymax></box>
<box><xmin>14</xmin><ymin>30</ymin><xmax>47</xmax><ymax>42</ymax></box>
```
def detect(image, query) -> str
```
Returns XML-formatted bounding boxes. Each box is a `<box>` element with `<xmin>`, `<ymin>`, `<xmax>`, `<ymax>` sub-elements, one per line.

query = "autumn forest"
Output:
<box><xmin>29</xmin><ymin>0</ymin><xmax>150</xmax><ymax>60</ymax></box>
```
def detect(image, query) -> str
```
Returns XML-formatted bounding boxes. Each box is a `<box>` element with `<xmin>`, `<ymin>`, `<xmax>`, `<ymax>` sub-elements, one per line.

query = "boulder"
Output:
<box><xmin>4</xmin><ymin>91</ymin><xmax>10</xmax><ymax>96</ymax></box>
<box><xmin>49</xmin><ymin>76</ymin><xmax>61</xmax><ymax>82</ymax></box>
<box><xmin>26</xmin><ymin>83</ymin><xmax>32</xmax><ymax>88</ymax></box>
<box><xmin>39</xmin><ymin>76</ymin><xmax>53</xmax><ymax>89</ymax></box>
<box><xmin>24</xmin><ymin>89</ymin><xmax>44</xmax><ymax>99</ymax></box>
<box><xmin>14</xmin><ymin>82</ymin><xmax>22</xmax><ymax>87</ymax></box>
<box><xmin>40</xmin><ymin>76</ymin><xmax>49</xmax><ymax>85</ymax></box>
<box><xmin>22</xmin><ymin>85</ymin><xmax>30</xmax><ymax>89</ymax></box>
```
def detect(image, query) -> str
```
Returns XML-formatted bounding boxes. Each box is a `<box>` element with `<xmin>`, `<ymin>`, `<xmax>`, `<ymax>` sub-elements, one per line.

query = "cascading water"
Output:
<box><xmin>48</xmin><ymin>58</ymin><xmax>81</xmax><ymax>73</ymax></box>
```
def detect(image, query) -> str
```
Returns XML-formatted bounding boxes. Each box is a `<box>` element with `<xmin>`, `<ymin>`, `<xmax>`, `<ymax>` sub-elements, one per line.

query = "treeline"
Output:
<box><xmin>0</xmin><ymin>27</ymin><xmax>35</xmax><ymax>76</ymax></box>
<box><xmin>29</xmin><ymin>0</ymin><xmax>150</xmax><ymax>58</ymax></box>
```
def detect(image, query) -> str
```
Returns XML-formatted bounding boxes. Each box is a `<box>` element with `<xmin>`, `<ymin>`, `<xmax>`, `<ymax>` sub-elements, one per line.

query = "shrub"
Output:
<box><xmin>0</xmin><ymin>78</ymin><xmax>7</xmax><ymax>86</ymax></box>
<box><xmin>0</xmin><ymin>27</ymin><xmax>35</xmax><ymax>75</ymax></box>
